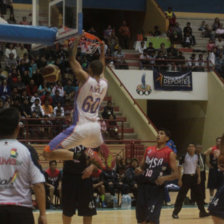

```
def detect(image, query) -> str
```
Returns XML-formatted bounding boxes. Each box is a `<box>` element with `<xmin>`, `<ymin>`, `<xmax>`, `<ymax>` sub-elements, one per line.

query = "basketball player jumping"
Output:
<box><xmin>209</xmin><ymin>134</ymin><xmax>224</xmax><ymax>224</ymax></box>
<box><xmin>43</xmin><ymin>36</ymin><xmax>108</xmax><ymax>168</ymax></box>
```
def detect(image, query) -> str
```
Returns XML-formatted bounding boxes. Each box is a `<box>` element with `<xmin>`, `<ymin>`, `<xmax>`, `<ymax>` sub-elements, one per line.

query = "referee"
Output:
<box><xmin>0</xmin><ymin>108</ymin><xmax>47</xmax><ymax>224</ymax></box>
<box><xmin>172</xmin><ymin>143</ymin><xmax>209</xmax><ymax>219</ymax></box>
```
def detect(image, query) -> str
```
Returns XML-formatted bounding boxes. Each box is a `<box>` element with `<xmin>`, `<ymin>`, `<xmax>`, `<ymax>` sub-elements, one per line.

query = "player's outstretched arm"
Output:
<box><xmin>69</xmin><ymin>37</ymin><xmax>89</xmax><ymax>83</ymax></box>
<box><xmin>99</xmin><ymin>41</ymin><xmax>106</xmax><ymax>72</ymax></box>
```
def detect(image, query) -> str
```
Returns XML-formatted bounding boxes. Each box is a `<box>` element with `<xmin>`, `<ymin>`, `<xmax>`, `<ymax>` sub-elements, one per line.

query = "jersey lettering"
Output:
<box><xmin>145</xmin><ymin>157</ymin><xmax>164</xmax><ymax>168</ymax></box>
<box><xmin>82</xmin><ymin>96</ymin><xmax>100</xmax><ymax>113</ymax></box>
<box><xmin>145</xmin><ymin>169</ymin><xmax>153</xmax><ymax>177</ymax></box>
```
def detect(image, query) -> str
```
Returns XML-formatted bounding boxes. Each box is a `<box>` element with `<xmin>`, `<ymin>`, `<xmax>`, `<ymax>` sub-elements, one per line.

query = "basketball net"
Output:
<box><xmin>69</xmin><ymin>32</ymin><xmax>102</xmax><ymax>55</ymax></box>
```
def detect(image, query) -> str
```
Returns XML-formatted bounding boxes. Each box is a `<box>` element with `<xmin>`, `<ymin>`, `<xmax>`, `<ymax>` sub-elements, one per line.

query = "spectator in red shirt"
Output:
<box><xmin>118</xmin><ymin>20</ymin><xmax>131</xmax><ymax>49</ymax></box>
<box><xmin>45</xmin><ymin>160</ymin><xmax>62</xmax><ymax>208</ymax></box>
<box><xmin>26</xmin><ymin>79</ymin><xmax>38</xmax><ymax>96</ymax></box>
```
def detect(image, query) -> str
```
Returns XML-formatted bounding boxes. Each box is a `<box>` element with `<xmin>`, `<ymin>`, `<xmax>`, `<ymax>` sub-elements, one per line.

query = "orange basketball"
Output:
<box><xmin>42</xmin><ymin>64</ymin><xmax>60</xmax><ymax>83</ymax></box>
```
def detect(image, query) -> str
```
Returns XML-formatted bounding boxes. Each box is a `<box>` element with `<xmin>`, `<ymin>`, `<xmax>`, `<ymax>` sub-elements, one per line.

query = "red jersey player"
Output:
<box><xmin>135</xmin><ymin>128</ymin><xmax>178</xmax><ymax>224</ymax></box>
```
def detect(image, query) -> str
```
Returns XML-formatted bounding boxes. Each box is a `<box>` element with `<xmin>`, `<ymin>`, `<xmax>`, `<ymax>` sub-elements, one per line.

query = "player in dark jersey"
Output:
<box><xmin>209</xmin><ymin>134</ymin><xmax>224</xmax><ymax>224</ymax></box>
<box><xmin>135</xmin><ymin>128</ymin><xmax>178</xmax><ymax>224</ymax></box>
<box><xmin>62</xmin><ymin>145</ymin><xmax>97</xmax><ymax>224</ymax></box>
<box><xmin>205</xmin><ymin>137</ymin><xmax>221</xmax><ymax>201</ymax></box>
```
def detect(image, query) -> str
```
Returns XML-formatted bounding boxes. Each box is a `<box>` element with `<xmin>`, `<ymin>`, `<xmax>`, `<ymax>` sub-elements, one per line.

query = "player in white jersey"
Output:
<box><xmin>0</xmin><ymin>108</ymin><xmax>47</xmax><ymax>224</ymax></box>
<box><xmin>44</xmin><ymin>36</ymin><xmax>108</xmax><ymax>162</ymax></box>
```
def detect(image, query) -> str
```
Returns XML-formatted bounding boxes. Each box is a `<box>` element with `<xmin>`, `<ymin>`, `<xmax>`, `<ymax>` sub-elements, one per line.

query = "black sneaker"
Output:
<box><xmin>172</xmin><ymin>213</ymin><xmax>179</xmax><ymax>219</ymax></box>
<box><xmin>199</xmin><ymin>212</ymin><xmax>210</xmax><ymax>218</ymax></box>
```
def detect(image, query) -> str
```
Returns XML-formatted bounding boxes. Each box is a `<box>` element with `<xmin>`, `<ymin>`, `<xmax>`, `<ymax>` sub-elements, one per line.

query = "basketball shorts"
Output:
<box><xmin>62</xmin><ymin>173</ymin><xmax>97</xmax><ymax>217</ymax></box>
<box><xmin>47</xmin><ymin>121</ymin><xmax>103</xmax><ymax>151</ymax></box>
<box><xmin>136</xmin><ymin>183</ymin><xmax>164</xmax><ymax>224</ymax></box>
<box><xmin>209</xmin><ymin>184</ymin><xmax>224</xmax><ymax>219</ymax></box>
<box><xmin>208</xmin><ymin>168</ymin><xmax>219</xmax><ymax>189</ymax></box>
<box><xmin>0</xmin><ymin>205</ymin><xmax>34</xmax><ymax>224</ymax></box>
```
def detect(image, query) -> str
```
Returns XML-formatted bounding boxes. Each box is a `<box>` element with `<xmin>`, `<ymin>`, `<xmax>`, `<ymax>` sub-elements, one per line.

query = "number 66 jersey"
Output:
<box><xmin>47</xmin><ymin>77</ymin><xmax>108</xmax><ymax>151</ymax></box>
<box><xmin>75</xmin><ymin>76</ymin><xmax>108</xmax><ymax>123</ymax></box>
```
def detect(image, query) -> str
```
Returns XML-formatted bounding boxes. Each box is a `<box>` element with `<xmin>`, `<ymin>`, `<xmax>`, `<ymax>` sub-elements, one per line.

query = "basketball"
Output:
<box><xmin>41</xmin><ymin>64</ymin><xmax>60</xmax><ymax>82</ymax></box>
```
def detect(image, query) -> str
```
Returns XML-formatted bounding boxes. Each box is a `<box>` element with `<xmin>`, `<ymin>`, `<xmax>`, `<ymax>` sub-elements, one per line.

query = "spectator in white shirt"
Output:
<box><xmin>53</xmin><ymin>102</ymin><xmax>65</xmax><ymax>117</ymax></box>
<box><xmin>215</xmin><ymin>37</ymin><xmax>224</xmax><ymax>50</ymax></box>
<box><xmin>52</xmin><ymin>81</ymin><xmax>64</xmax><ymax>97</ymax></box>
<box><xmin>137</xmin><ymin>41</ymin><xmax>147</xmax><ymax>55</ymax></box>
<box><xmin>5</xmin><ymin>43</ymin><xmax>17</xmax><ymax>58</ymax></box>
<box><xmin>31</xmin><ymin>98</ymin><xmax>45</xmax><ymax>117</ymax></box>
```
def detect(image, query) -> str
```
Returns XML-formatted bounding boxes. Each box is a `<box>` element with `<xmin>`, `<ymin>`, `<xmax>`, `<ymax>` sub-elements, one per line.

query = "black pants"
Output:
<box><xmin>191</xmin><ymin>171</ymin><xmax>206</xmax><ymax>201</ymax></box>
<box><xmin>173</xmin><ymin>174</ymin><xmax>206</xmax><ymax>215</ymax></box>
<box><xmin>0</xmin><ymin>205</ymin><xmax>34</xmax><ymax>224</ymax></box>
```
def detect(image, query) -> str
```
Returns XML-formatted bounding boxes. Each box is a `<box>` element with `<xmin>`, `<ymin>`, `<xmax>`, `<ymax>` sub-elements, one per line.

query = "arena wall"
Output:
<box><xmin>105</xmin><ymin>67</ymin><xmax>157</xmax><ymax>141</ymax></box>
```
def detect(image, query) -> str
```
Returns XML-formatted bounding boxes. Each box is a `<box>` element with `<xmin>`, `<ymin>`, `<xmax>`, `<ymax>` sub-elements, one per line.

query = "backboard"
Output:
<box><xmin>32</xmin><ymin>0</ymin><xmax>82</xmax><ymax>48</ymax></box>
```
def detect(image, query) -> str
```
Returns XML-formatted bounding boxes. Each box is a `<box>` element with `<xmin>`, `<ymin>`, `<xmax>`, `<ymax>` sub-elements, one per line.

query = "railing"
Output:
<box><xmin>106</xmin><ymin>56</ymin><xmax>213</xmax><ymax>72</ymax></box>
<box><xmin>19</xmin><ymin>117</ymin><xmax>126</xmax><ymax>142</ymax></box>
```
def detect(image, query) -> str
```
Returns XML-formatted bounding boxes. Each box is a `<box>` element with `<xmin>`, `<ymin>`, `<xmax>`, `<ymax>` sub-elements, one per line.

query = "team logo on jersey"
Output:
<box><xmin>145</xmin><ymin>157</ymin><xmax>164</xmax><ymax>168</ymax></box>
<box><xmin>10</xmin><ymin>148</ymin><xmax>18</xmax><ymax>159</ymax></box>
<box><xmin>136</xmin><ymin>73</ymin><xmax>152</xmax><ymax>96</ymax></box>
<box><xmin>0</xmin><ymin>170</ymin><xmax>18</xmax><ymax>188</ymax></box>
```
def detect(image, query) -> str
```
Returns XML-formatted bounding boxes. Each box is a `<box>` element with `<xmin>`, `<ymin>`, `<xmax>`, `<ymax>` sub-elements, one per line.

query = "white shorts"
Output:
<box><xmin>49</xmin><ymin>121</ymin><xmax>103</xmax><ymax>150</ymax></box>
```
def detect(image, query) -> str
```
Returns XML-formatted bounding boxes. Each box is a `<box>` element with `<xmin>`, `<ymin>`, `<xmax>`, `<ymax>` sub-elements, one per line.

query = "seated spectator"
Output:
<box><xmin>26</xmin><ymin>79</ymin><xmax>38</xmax><ymax>96</ymax></box>
<box><xmin>16</xmin><ymin>44</ymin><xmax>28</xmax><ymax>60</ymax></box>
<box><xmin>32</xmin><ymin>69</ymin><xmax>43</xmax><ymax>87</ymax></box>
<box><xmin>153</xmin><ymin>26</ymin><xmax>161</xmax><ymax>36</ymax></box>
<box><xmin>165</xmin><ymin>7</ymin><xmax>176</xmax><ymax>26</ymax></box>
<box><xmin>31</xmin><ymin>98</ymin><xmax>45</xmax><ymax>117</ymax></box>
<box><xmin>5</xmin><ymin>44</ymin><xmax>17</xmax><ymax>58</ymax></box>
<box><xmin>212</xmin><ymin>17</ymin><xmax>221</xmax><ymax>31</ymax></box>
<box><xmin>167</xmin><ymin>51</ymin><xmax>177</xmax><ymax>72</ymax></box>
<box><xmin>42</xmin><ymin>99</ymin><xmax>53</xmax><ymax>117</ymax></box>
<box><xmin>146</xmin><ymin>42</ymin><xmax>155</xmax><ymax>55</ymax></box>
<box><xmin>108</xmin><ymin>31</ymin><xmax>119</xmax><ymax>56</ymax></box>
<box><xmin>196</xmin><ymin>54</ymin><xmax>205</xmax><ymax>72</ymax></box>
<box><xmin>53</xmin><ymin>102</ymin><xmax>64</xmax><ymax>117</ymax></box>
<box><xmin>167</xmin><ymin>43</ymin><xmax>178</xmax><ymax>57</ymax></box>
<box><xmin>64</xmin><ymin>79</ymin><xmax>76</xmax><ymax>99</ymax></box>
<box><xmin>101</xmin><ymin>169</ymin><xmax>119</xmax><ymax>196</ymax></box>
<box><xmin>158</xmin><ymin>43</ymin><xmax>167</xmax><ymax>56</ymax></box>
<box><xmin>10</xmin><ymin>87</ymin><xmax>21</xmax><ymax>102</ymax></box>
<box><xmin>38</xmin><ymin>80</ymin><xmax>52</xmax><ymax>96</ymax></box>
<box><xmin>139</xmin><ymin>49</ymin><xmax>150</xmax><ymax>70</ymax></box>
<box><xmin>7</xmin><ymin>12</ymin><xmax>16</xmax><ymax>24</ymax></box>
<box><xmin>45</xmin><ymin>160</ymin><xmax>62</xmax><ymax>208</ymax></box>
<box><xmin>30</xmin><ymin>92</ymin><xmax>41</xmax><ymax>104</ymax></box>
<box><xmin>182</xmin><ymin>32</ymin><xmax>194</xmax><ymax>48</ymax></box>
<box><xmin>137</xmin><ymin>41</ymin><xmax>147</xmax><ymax>55</ymax></box>
<box><xmin>198</xmin><ymin>21</ymin><xmax>206</xmax><ymax>31</ymax></box>
<box><xmin>0</xmin><ymin>79</ymin><xmax>10</xmax><ymax>100</ymax></box>
<box><xmin>188</xmin><ymin>54</ymin><xmax>197</xmax><ymax>71</ymax></box>
<box><xmin>156</xmin><ymin>51</ymin><xmax>167</xmax><ymax>71</ymax></box>
<box><xmin>122</xmin><ymin>158</ymin><xmax>138</xmax><ymax>198</ymax></box>
<box><xmin>5</xmin><ymin>53</ymin><xmax>17</xmax><ymax>69</ymax></box>
<box><xmin>41</xmin><ymin>91</ymin><xmax>53</xmax><ymax>105</ymax></box>
<box><xmin>114</xmin><ymin>48</ymin><xmax>128</xmax><ymax>69</ymax></box>
<box><xmin>167</xmin><ymin>23</ymin><xmax>182</xmax><ymax>44</ymax></box>
<box><xmin>208</xmin><ymin>48</ymin><xmax>216</xmax><ymax>66</ymax></box>
<box><xmin>104</xmin><ymin>25</ymin><xmax>113</xmax><ymax>40</ymax></box>
<box><xmin>148</xmin><ymin>50</ymin><xmax>156</xmax><ymax>69</ymax></box>
<box><xmin>52</xmin><ymin>81</ymin><xmax>64</xmax><ymax>97</ymax></box>
<box><xmin>102</xmin><ymin>100</ymin><xmax>114</xmax><ymax>119</ymax></box>
<box><xmin>176</xmin><ymin>51</ymin><xmax>186</xmax><ymax>71</ymax></box>
<box><xmin>107</xmin><ymin>114</ymin><xmax>119</xmax><ymax>139</ymax></box>
<box><xmin>202</xmin><ymin>24</ymin><xmax>212</xmax><ymax>39</ymax></box>
<box><xmin>215</xmin><ymin>52</ymin><xmax>224</xmax><ymax>76</ymax></box>
<box><xmin>207</xmin><ymin>39</ymin><xmax>215</xmax><ymax>51</ymax></box>
<box><xmin>52</xmin><ymin>89</ymin><xmax>64</xmax><ymax>107</ymax></box>
<box><xmin>183</xmin><ymin>22</ymin><xmax>196</xmax><ymax>45</ymax></box>
<box><xmin>20</xmin><ymin>16</ymin><xmax>29</xmax><ymax>25</ymax></box>
<box><xmin>215</xmin><ymin>24</ymin><xmax>224</xmax><ymax>37</ymax></box>
<box><xmin>88</xmin><ymin>26</ymin><xmax>97</xmax><ymax>36</ymax></box>
<box><xmin>14</xmin><ymin>75</ymin><xmax>26</xmax><ymax>93</ymax></box>
<box><xmin>215</xmin><ymin>36</ymin><xmax>224</xmax><ymax>50</ymax></box>
<box><xmin>118</xmin><ymin>20</ymin><xmax>131</xmax><ymax>49</ymax></box>
<box><xmin>20</xmin><ymin>97</ymin><xmax>31</xmax><ymax>118</ymax></box>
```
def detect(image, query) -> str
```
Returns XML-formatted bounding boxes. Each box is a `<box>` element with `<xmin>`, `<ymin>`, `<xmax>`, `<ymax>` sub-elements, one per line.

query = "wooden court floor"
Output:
<box><xmin>34</xmin><ymin>207</ymin><xmax>214</xmax><ymax>224</ymax></box>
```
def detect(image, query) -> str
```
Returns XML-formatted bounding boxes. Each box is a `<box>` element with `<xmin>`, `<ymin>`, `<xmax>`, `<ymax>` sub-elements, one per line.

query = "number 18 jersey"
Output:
<box><xmin>74</xmin><ymin>76</ymin><xmax>108</xmax><ymax>124</ymax></box>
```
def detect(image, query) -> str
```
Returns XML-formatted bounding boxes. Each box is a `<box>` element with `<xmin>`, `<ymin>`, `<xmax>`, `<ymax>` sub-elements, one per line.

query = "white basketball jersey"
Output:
<box><xmin>74</xmin><ymin>76</ymin><xmax>108</xmax><ymax>123</ymax></box>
